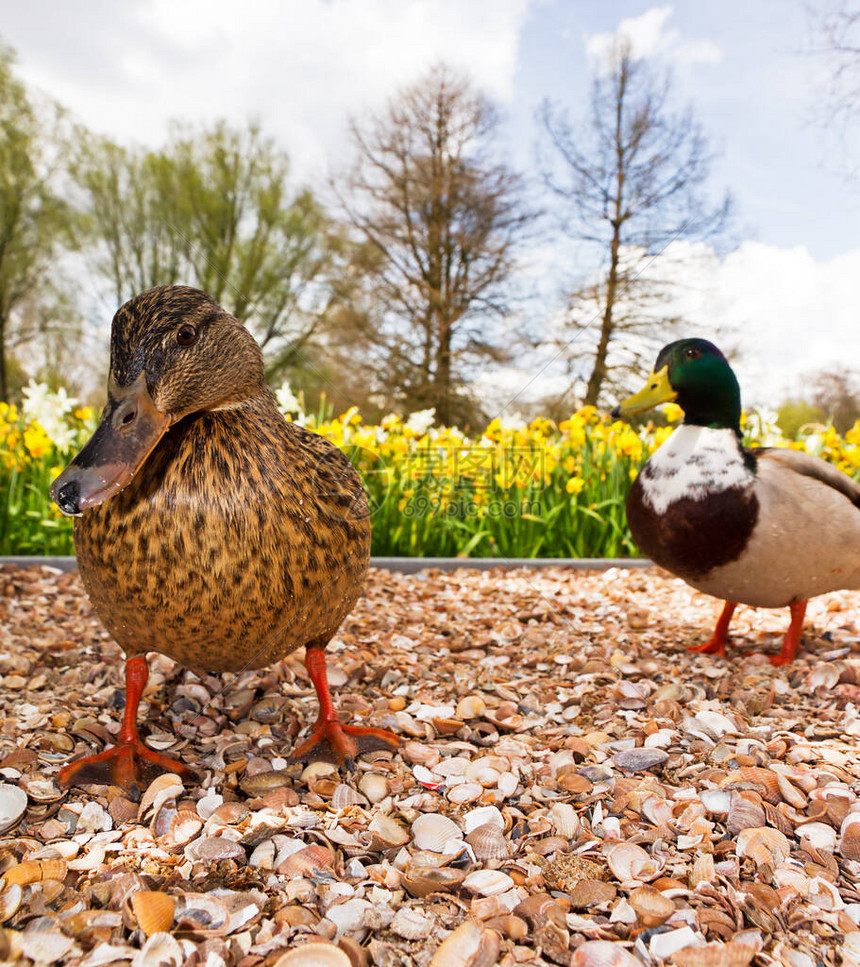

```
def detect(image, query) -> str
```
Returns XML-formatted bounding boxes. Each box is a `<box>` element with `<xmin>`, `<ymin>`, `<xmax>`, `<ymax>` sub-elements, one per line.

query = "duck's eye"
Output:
<box><xmin>685</xmin><ymin>347</ymin><xmax>701</xmax><ymax>360</ymax></box>
<box><xmin>176</xmin><ymin>324</ymin><xmax>198</xmax><ymax>346</ymax></box>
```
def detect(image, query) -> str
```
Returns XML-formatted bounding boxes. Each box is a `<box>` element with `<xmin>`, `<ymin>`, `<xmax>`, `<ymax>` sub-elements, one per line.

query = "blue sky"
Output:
<box><xmin>515</xmin><ymin>1</ymin><xmax>855</xmax><ymax>260</ymax></box>
<box><xmin>1</xmin><ymin>0</ymin><xmax>858</xmax><ymax>403</ymax></box>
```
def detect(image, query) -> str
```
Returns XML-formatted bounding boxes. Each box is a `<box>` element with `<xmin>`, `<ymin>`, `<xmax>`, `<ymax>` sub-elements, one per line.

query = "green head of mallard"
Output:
<box><xmin>613</xmin><ymin>338</ymin><xmax>742</xmax><ymax>432</ymax></box>
<box><xmin>51</xmin><ymin>285</ymin><xmax>267</xmax><ymax>516</ymax></box>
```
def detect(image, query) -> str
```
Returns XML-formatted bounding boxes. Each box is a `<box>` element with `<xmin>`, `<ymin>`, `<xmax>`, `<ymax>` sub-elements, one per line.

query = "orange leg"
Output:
<box><xmin>58</xmin><ymin>655</ymin><xmax>194</xmax><ymax>790</ymax></box>
<box><xmin>290</xmin><ymin>645</ymin><xmax>400</xmax><ymax>767</ymax></box>
<box><xmin>688</xmin><ymin>601</ymin><xmax>736</xmax><ymax>658</ymax></box>
<box><xmin>768</xmin><ymin>599</ymin><xmax>807</xmax><ymax>666</ymax></box>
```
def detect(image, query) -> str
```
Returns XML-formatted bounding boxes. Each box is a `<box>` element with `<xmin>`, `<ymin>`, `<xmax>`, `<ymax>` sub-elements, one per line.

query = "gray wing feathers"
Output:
<box><xmin>752</xmin><ymin>448</ymin><xmax>860</xmax><ymax>508</ymax></box>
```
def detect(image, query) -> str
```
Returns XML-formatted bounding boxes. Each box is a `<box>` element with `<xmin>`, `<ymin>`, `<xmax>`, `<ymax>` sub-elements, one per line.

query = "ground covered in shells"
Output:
<box><xmin>1</xmin><ymin>563</ymin><xmax>860</xmax><ymax>967</ymax></box>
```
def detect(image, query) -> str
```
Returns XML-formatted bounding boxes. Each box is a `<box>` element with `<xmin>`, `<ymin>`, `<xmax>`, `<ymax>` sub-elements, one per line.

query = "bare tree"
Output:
<box><xmin>539</xmin><ymin>42</ymin><xmax>730</xmax><ymax>406</ymax></box>
<box><xmin>811</xmin><ymin>365</ymin><xmax>860</xmax><ymax>431</ymax></box>
<box><xmin>0</xmin><ymin>44</ymin><xmax>78</xmax><ymax>400</ymax></box>
<box><xmin>336</xmin><ymin>64</ymin><xmax>534</xmax><ymax>425</ymax></box>
<box><xmin>807</xmin><ymin>3</ymin><xmax>860</xmax><ymax>174</ymax></box>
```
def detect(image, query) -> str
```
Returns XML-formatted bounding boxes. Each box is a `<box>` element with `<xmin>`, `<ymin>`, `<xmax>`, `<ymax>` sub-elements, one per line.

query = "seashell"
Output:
<box><xmin>446</xmin><ymin>783</ymin><xmax>483</xmax><ymax>805</ymax></box>
<box><xmin>307</xmin><ymin>777</ymin><xmax>338</xmax><ymax>799</ymax></box>
<box><xmin>464</xmin><ymin>805</ymin><xmax>504</xmax><ymax>834</ymax></box>
<box><xmin>20</xmin><ymin>777</ymin><xmax>63</xmax><ymax>803</ymax></box>
<box><xmin>570</xmin><ymin>940</ymin><xmax>640</xmax><ymax>967</ymax></box>
<box><xmin>465</xmin><ymin>822</ymin><xmax>510</xmax><ymax>860</ymax></box>
<box><xmin>568</xmin><ymin>879</ymin><xmax>616</xmax><ymax>908</ymax></box>
<box><xmin>366</xmin><ymin>814</ymin><xmax>411</xmax><ymax>851</ymax></box>
<box><xmin>723</xmin><ymin>768</ymin><xmax>780</xmax><ymax>805</ymax></box>
<box><xmin>612</xmin><ymin>749</ymin><xmax>668</xmax><ymax>773</ymax></box>
<box><xmin>514</xmin><ymin>893</ymin><xmax>567</xmax><ymax>930</ymax></box>
<box><xmin>278</xmin><ymin>844</ymin><xmax>335</xmax><ymax>878</ymax></box>
<box><xmin>331</xmin><ymin>783</ymin><xmax>368</xmax><ymax>809</ymax></box>
<box><xmin>699</xmin><ymin>788</ymin><xmax>731</xmax><ymax>816</ymax></box>
<box><xmin>840</xmin><ymin>817</ymin><xmax>860</xmax><ymax>860</ymax></box>
<box><xmin>483</xmin><ymin>914</ymin><xmax>528</xmax><ymax>941</ymax></box>
<box><xmin>0</xmin><ymin>784</ymin><xmax>27</xmax><ymax>833</ymax></box>
<box><xmin>20</xmin><ymin>925</ymin><xmax>76</xmax><ymax>964</ymax></box>
<box><xmin>108</xmin><ymin>796</ymin><xmax>139</xmax><ymax>826</ymax></box>
<box><xmin>131</xmin><ymin>891</ymin><xmax>175</xmax><ymax>937</ymax></box>
<box><xmin>411</xmin><ymin>813</ymin><xmax>462</xmax><ymax>852</ymax></box>
<box><xmin>402</xmin><ymin>864</ymin><xmax>466</xmax><ymax>898</ymax></box>
<box><xmin>496</xmin><ymin>772</ymin><xmax>519</xmax><ymax>798</ymax></box>
<box><xmin>726</xmin><ymin>794</ymin><xmax>766</xmax><ymax>834</ymax></box>
<box><xmin>683</xmin><ymin>709</ymin><xmax>737</xmax><ymax>740</ymax></box>
<box><xmin>641</xmin><ymin>795</ymin><xmax>674</xmax><ymax>827</ymax></box>
<box><xmin>167</xmin><ymin>809</ymin><xmax>204</xmax><ymax>846</ymax></box>
<box><xmin>432</xmin><ymin>717</ymin><xmax>466</xmax><ymax>736</ymax></box>
<box><xmin>628</xmin><ymin>885</ymin><xmax>675</xmax><ymax>927</ymax></box>
<box><xmin>131</xmin><ymin>932</ymin><xmax>183</xmax><ymax>967</ymax></box>
<box><xmin>250</xmin><ymin>694</ymin><xmax>288</xmax><ymax>723</ymax></box>
<box><xmin>736</xmin><ymin>826</ymin><xmax>790</xmax><ymax>866</ymax></box>
<box><xmin>462</xmin><ymin>869</ymin><xmax>514</xmax><ymax>896</ymax></box>
<box><xmin>465</xmin><ymin>760</ymin><xmax>503</xmax><ymax>786</ymax></box>
<box><xmin>606</xmin><ymin>843</ymin><xmax>664</xmax><ymax>884</ymax></box>
<box><xmin>208</xmin><ymin>801</ymin><xmax>250</xmax><ymax>825</ymax></box>
<box><xmin>390</xmin><ymin>906</ymin><xmax>435</xmax><ymax>940</ymax></box>
<box><xmin>671</xmin><ymin>940</ymin><xmax>757</xmax><ymax>967</ymax></box>
<box><xmin>428</xmin><ymin>918</ymin><xmax>500</xmax><ymax>967</ymax></box>
<box><xmin>690</xmin><ymin>853</ymin><xmax>715</xmax><ymax>888</ymax></box>
<box><xmin>239</xmin><ymin>770</ymin><xmax>292</xmax><ymax>798</ymax></box>
<box><xmin>184</xmin><ymin>836</ymin><xmax>246</xmax><ymax>864</ymax></box>
<box><xmin>456</xmin><ymin>696</ymin><xmax>487</xmax><ymax>720</ymax></box>
<box><xmin>42</xmin><ymin>839</ymin><xmax>79</xmax><ymax>860</ymax></box>
<box><xmin>649</xmin><ymin>926</ymin><xmax>702</xmax><ymax>960</ymax></box>
<box><xmin>644</xmin><ymin>728</ymin><xmax>676</xmax><ymax>749</ymax></box>
<box><xmin>558</xmin><ymin>773</ymin><xmax>593</xmax><ymax>795</ymax></box>
<box><xmin>174</xmin><ymin>893</ymin><xmax>229</xmax><ymax>933</ymax></box>
<box><xmin>795</xmin><ymin>821</ymin><xmax>837</xmax><ymax>852</ymax></box>
<box><xmin>76</xmin><ymin>801</ymin><xmax>112</xmax><ymax>833</ymax></box>
<box><xmin>249</xmin><ymin>839</ymin><xmax>276</xmax><ymax>869</ymax></box>
<box><xmin>138</xmin><ymin>773</ymin><xmax>184</xmax><ymax>819</ymax></box>
<box><xmin>806</xmin><ymin>662</ymin><xmax>840</xmax><ymax>691</ymax></box>
<box><xmin>195</xmin><ymin>793</ymin><xmax>223</xmax><ymax>819</ymax></box>
<box><xmin>775</xmin><ymin>772</ymin><xmax>807</xmax><ymax>809</ymax></box>
<box><xmin>358</xmin><ymin>773</ymin><xmax>390</xmax><ymax>804</ymax></box>
<box><xmin>0</xmin><ymin>883</ymin><xmax>22</xmax><ymax>922</ymax></box>
<box><xmin>2</xmin><ymin>858</ymin><xmax>67</xmax><ymax>886</ymax></box>
<box><xmin>548</xmin><ymin>802</ymin><xmax>579</xmax><ymax>838</ymax></box>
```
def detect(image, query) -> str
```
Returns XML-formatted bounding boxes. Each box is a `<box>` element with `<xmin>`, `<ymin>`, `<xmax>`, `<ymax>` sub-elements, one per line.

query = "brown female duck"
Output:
<box><xmin>51</xmin><ymin>285</ymin><xmax>399</xmax><ymax>787</ymax></box>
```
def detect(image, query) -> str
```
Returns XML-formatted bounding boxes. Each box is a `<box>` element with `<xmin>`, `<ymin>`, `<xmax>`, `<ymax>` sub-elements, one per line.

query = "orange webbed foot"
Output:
<box><xmin>290</xmin><ymin>718</ymin><xmax>401</xmax><ymax>768</ymax></box>
<box><xmin>58</xmin><ymin>738</ymin><xmax>194</xmax><ymax>789</ymax></box>
<box><xmin>292</xmin><ymin>643</ymin><xmax>400</xmax><ymax>767</ymax></box>
<box><xmin>58</xmin><ymin>654</ymin><xmax>195</xmax><ymax>791</ymax></box>
<box><xmin>687</xmin><ymin>638</ymin><xmax>727</xmax><ymax>657</ymax></box>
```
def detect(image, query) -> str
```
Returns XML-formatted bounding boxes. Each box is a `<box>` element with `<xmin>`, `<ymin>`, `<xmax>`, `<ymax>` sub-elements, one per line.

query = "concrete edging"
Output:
<box><xmin>1</xmin><ymin>556</ymin><xmax>654</xmax><ymax>574</ymax></box>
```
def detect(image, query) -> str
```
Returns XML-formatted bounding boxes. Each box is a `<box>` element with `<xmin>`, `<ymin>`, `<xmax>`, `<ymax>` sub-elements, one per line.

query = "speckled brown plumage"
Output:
<box><xmin>74</xmin><ymin>398</ymin><xmax>370</xmax><ymax>673</ymax></box>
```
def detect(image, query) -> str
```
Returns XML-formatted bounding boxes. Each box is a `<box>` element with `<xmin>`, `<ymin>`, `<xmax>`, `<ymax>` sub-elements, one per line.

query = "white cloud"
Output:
<box><xmin>586</xmin><ymin>6</ymin><xmax>722</xmax><ymax>71</ymax></box>
<box><xmin>10</xmin><ymin>0</ymin><xmax>534</xmax><ymax>184</ymax></box>
<box><xmin>650</xmin><ymin>240</ymin><xmax>860</xmax><ymax>405</ymax></box>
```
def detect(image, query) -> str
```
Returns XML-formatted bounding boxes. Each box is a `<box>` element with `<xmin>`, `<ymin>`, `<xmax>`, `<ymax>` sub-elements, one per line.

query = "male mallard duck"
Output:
<box><xmin>50</xmin><ymin>285</ymin><xmax>399</xmax><ymax>787</ymax></box>
<box><xmin>613</xmin><ymin>338</ymin><xmax>860</xmax><ymax>665</ymax></box>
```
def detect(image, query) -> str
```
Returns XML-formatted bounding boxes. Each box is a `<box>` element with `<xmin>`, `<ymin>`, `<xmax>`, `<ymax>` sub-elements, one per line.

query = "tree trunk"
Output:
<box><xmin>434</xmin><ymin>316</ymin><xmax>452</xmax><ymax>424</ymax></box>
<box><xmin>584</xmin><ymin>63</ymin><xmax>627</xmax><ymax>408</ymax></box>
<box><xmin>0</xmin><ymin>322</ymin><xmax>7</xmax><ymax>402</ymax></box>
<box><xmin>584</xmin><ymin>252</ymin><xmax>617</xmax><ymax>406</ymax></box>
